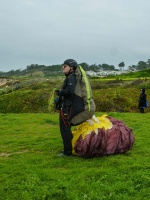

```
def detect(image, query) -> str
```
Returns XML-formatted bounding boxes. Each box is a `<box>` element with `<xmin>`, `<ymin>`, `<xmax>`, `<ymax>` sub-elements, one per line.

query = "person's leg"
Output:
<box><xmin>59</xmin><ymin>114</ymin><xmax>72</xmax><ymax>155</ymax></box>
<box><xmin>140</xmin><ymin>108</ymin><xmax>144</xmax><ymax>113</ymax></box>
<box><xmin>142</xmin><ymin>108</ymin><xmax>145</xmax><ymax>113</ymax></box>
<box><xmin>140</xmin><ymin>108</ymin><xmax>142</xmax><ymax>113</ymax></box>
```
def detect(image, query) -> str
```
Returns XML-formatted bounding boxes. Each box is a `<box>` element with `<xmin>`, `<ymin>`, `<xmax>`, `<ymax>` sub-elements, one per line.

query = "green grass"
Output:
<box><xmin>0</xmin><ymin>112</ymin><xmax>150</xmax><ymax>200</ymax></box>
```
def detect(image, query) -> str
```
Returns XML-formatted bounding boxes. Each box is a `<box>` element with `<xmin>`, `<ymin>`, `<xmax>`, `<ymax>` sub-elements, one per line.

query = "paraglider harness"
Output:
<box><xmin>48</xmin><ymin>65</ymin><xmax>93</xmax><ymax>127</ymax></box>
<box><xmin>56</xmin><ymin>73</ymin><xmax>75</xmax><ymax>128</ymax></box>
<box><xmin>53</xmin><ymin>92</ymin><xmax>73</xmax><ymax>127</ymax></box>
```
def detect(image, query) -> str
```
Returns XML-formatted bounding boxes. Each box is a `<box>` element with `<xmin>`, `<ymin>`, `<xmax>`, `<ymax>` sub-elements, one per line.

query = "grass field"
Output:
<box><xmin>0</xmin><ymin>112</ymin><xmax>150</xmax><ymax>200</ymax></box>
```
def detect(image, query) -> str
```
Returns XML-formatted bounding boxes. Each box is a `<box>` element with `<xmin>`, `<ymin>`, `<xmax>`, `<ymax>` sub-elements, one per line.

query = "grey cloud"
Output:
<box><xmin>0</xmin><ymin>0</ymin><xmax>150</xmax><ymax>71</ymax></box>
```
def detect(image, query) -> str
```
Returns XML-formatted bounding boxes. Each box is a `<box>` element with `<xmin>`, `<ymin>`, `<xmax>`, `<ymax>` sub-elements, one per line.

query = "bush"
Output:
<box><xmin>0</xmin><ymin>79</ymin><xmax>150</xmax><ymax>113</ymax></box>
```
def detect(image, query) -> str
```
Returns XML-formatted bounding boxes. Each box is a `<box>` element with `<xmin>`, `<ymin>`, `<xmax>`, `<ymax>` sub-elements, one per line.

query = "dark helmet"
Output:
<box><xmin>63</xmin><ymin>59</ymin><xmax>78</xmax><ymax>69</ymax></box>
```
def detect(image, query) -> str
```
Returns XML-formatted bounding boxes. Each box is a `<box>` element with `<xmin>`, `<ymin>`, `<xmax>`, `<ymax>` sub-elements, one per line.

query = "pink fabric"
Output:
<box><xmin>74</xmin><ymin>116</ymin><xmax>135</xmax><ymax>158</ymax></box>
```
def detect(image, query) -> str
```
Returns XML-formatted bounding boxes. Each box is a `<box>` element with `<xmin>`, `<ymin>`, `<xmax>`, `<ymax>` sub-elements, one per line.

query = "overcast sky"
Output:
<box><xmin>0</xmin><ymin>0</ymin><xmax>150</xmax><ymax>72</ymax></box>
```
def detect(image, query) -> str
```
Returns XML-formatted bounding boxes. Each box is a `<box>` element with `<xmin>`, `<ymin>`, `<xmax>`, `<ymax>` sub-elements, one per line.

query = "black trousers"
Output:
<box><xmin>59</xmin><ymin>112</ymin><xmax>73</xmax><ymax>154</ymax></box>
<box><xmin>140</xmin><ymin>108</ymin><xmax>144</xmax><ymax>113</ymax></box>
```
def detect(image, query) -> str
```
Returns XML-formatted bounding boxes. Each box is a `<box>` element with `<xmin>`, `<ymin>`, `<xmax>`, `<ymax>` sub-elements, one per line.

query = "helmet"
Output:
<box><xmin>63</xmin><ymin>59</ymin><xmax>78</xmax><ymax>69</ymax></box>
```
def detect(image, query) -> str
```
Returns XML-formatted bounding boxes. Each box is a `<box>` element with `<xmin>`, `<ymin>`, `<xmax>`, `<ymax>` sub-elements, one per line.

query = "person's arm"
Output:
<box><xmin>60</xmin><ymin>75</ymin><xmax>76</xmax><ymax>96</ymax></box>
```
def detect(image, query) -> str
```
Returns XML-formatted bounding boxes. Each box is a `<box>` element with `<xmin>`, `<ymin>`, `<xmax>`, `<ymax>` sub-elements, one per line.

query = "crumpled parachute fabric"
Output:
<box><xmin>72</xmin><ymin>115</ymin><xmax>135</xmax><ymax>158</ymax></box>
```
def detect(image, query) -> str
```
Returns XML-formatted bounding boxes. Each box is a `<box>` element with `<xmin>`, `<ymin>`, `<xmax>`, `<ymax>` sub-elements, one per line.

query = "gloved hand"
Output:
<box><xmin>55</xmin><ymin>90</ymin><xmax>61</xmax><ymax>95</ymax></box>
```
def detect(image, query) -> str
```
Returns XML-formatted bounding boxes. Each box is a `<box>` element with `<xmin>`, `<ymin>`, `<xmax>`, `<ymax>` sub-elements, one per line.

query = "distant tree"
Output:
<box><xmin>26</xmin><ymin>64</ymin><xmax>36</xmax><ymax>71</ymax></box>
<box><xmin>101</xmin><ymin>64</ymin><xmax>115</xmax><ymax>71</ymax></box>
<box><xmin>98</xmin><ymin>64</ymin><xmax>102</xmax><ymax>69</ymax></box>
<box><xmin>89</xmin><ymin>64</ymin><xmax>99</xmax><ymax>72</ymax></box>
<box><xmin>136</xmin><ymin>61</ymin><xmax>147</xmax><ymax>70</ymax></box>
<box><xmin>147</xmin><ymin>59</ymin><xmax>150</xmax><ymax>68</ymax></box>
<box><xmin>79</xmin><ymin>62</ymin><xmax>89</xmax><ymax>71</ymax></box>
<box><xmin>7</xmin><ymin>70</ymin><xmax>15</xmax><ymax>76</ymax></box>
<box><xmin>128</xmin><ymin>65</ymin><xmax>136</xmax><ymax>71</ymax></box>
<box><xmin>118</xmin><ymin>62</ymin><xmax>125</xmax><ymax>71</ymax></box>
<box><xmin>46</xmin><ymin>65</ymin><xmax>62</xmax><ymax>72</ymax></box>
<box><xmin>26</xmin><ymin>64</ymin><xmax>46</xmax><ymax>71</ymax></box>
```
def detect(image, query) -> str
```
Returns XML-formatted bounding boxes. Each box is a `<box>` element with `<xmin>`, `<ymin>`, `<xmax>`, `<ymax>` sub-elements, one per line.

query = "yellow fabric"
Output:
<box><xmin>48</xmin><ymin>88</ymin><xmax>57</xmax><ymax>112</ymax></box>
<box><xmin>79</xmin><ymin>65</ymin><xmax>91</xmax><ymax>111</ymax></box>
<box><xmin>72</xmin><ymin>115</ymin><xmax>112</xmax><ymax>154</ymax></box>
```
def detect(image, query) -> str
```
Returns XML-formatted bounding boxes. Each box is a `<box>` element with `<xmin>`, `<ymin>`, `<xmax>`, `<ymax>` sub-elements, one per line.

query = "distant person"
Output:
<box><xmin>138</xmin><ymin>88</ymin><xmax>147</xmax><ymax>113</ymax></box>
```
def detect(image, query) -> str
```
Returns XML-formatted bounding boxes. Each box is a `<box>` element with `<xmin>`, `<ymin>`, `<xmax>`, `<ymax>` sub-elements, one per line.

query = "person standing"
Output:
<box><xmin>138</xmin><ymin>88</ymin><xmax>147</xmax><ymax>113</ymax></box>
<box><xmin>55</xmin><ymin>59</ymin><xmax>77</xmax><ymax>156</ymax></box>
<box><xmin>55</xmin><ymin>59</ymin><xmax>96</xmax><ymax>156</ymax></box>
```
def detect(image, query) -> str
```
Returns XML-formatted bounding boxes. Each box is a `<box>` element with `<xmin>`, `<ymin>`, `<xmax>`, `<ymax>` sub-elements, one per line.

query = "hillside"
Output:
<box><xmin>0</xmin><ymin>69</ymin><xmax>150</xmax><ymax>113</ymax></box>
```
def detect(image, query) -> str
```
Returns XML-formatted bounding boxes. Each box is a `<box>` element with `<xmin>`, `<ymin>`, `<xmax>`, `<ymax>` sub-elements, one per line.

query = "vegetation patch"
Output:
<box><xmin>0</xmin><ymin>69</ymin><xmax>150</xmax><ymax>113</ymax></box>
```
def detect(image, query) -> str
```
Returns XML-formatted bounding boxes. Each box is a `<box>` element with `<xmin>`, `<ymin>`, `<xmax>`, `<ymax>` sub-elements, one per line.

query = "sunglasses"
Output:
<box><xmin>63</xmin><ymin>65</ymin><xmax>70</xmax><ymax>69</ymax></box>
